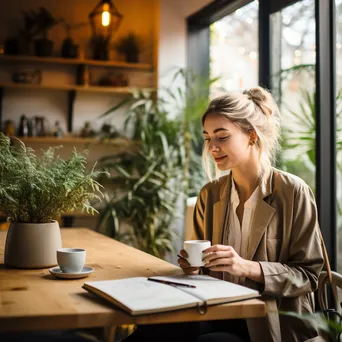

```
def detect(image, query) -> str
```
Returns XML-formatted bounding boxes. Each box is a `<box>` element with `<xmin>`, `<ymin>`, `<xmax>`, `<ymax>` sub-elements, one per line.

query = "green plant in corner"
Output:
<box><xmin>0</xmin><ymin>133</ymin><xmax>104</xmax><ymax>223</ymax></box>
<box><xmin>96</xmin><ymin>90</ymin><xmax>183</xmax><ymax>258</ymax></box>
<box><xmin>95</xmin><ymin>69</ymin><xmax>216</xmax><ymax>258</ymax></box>
<box><xmin>162</xmin><ymin>68</ymin><xmax>219</xmax><ymax>197</ymax></box>
<box><xmin>280</xmin><ymin>311</ymin><xmax>342</xmax><ymax>342</ymax></box>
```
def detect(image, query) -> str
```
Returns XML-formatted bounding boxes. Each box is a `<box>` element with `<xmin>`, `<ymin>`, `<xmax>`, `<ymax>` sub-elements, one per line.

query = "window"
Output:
<box><xmin>271</xmin><ymin>0</ymin><xmax>316</xmax><ymax>191</ymax></box>
<box><xmin>209</xmin><ymin>1</ymin><xmax>258</xmax><ymax>96</ymax></box>
<box><xmin>188</xmin><ymin>0</ymin><xmax>337</xmax><ymax>268</ymax></box>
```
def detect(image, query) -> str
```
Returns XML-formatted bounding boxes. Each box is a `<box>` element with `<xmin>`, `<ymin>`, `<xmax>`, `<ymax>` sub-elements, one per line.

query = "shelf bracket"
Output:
<box><xmin>76</xmin><ymin>64</ymin><xmax>89</xmax><ymax>86</ymax></box>
<box><xmin>0</xmin><ymin>87</ymin><xmax>3</xmax><ymax>132</ymax></box>
<box><xmin>67</xmin><ymin>90</ymin><xmax>76</xmax><ymax>133</ymax></box>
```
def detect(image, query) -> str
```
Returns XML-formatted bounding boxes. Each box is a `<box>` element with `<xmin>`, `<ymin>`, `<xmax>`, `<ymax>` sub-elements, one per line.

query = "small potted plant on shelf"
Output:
<box><xmin>61</xmin><ymin>21</ymin><xmax>87</xmax><ymax>58</ymax></box>
<box><xmin>30</xmin><ymin>7</ymin><xmax>63</xmax><ymax>57</ymax></box>
<box><xmin>91</xmin><ymin>34</ymin><xmax>110</xmax><ymax>61</ymax></box>
<box><xmin>0</xmin><ymin>133</ymin><xmax>105</xmax><ymax>269</ymax></box>
<box><xmin>114</xmin><ymin>32</ymin><xmax>142</xmax><ymax>63</ymax></box>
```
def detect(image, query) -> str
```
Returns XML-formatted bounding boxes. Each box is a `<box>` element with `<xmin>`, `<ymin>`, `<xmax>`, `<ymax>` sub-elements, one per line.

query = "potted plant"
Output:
<box><xmin>96</xmin><ymin>91</ymin><xmax>182</xmax><ymax>258</ymax></box>
<box><xmin>61</xmin><ymin>21</ymin><xmax>87</xmax><ymax>58</ymax></box>
<box><xmin>0</xmin><ymin>133</ymin><xmax>104</xmax><ymax>268</ymax></box>
<box><xmin>30</xmin><ymin>7</ymin><xmax>63</xmax><ymax>57</ymax></box>
<box><xmin>114</xmin><ymin>32</ymin><xmax>142</xmax><ymax>63</ymax></box>
<box><xmin>95</xmin><ymin>69</ymin><xmax>217</xmax><ymax>258</ymax></box>
<box><xmin>4</xmin><ymin>8</ymin><xmax>54</xmax><ymax>55</ymax></box>
<box><xmin>91</xmin><ymin>34</ymin><xmax>110</xmax><ymax>60</ymax></box>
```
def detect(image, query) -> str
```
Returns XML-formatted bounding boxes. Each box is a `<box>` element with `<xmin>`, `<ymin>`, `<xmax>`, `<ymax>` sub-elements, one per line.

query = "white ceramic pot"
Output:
<box><xmin>4</xmin><ymin>220</ymin><xmax>62</xmax><ymax>269</ymax></box>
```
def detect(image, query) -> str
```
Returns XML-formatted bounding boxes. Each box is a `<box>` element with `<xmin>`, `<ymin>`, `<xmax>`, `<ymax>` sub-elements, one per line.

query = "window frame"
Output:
<box><xmin>187</xmin><ymin>0</ymin><xmax>337</xmax><ymax>270</ymax></box>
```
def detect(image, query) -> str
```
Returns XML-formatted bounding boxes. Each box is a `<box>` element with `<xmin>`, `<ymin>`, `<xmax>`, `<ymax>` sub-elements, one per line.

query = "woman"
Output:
<box><xmin>178</xmin><ymin>87</ymin><xmax>325</xmax><ymax>342</ymax></box>
<box><xmin>124</xmin><ymin>87</ymin><xmax>325</xmax><ymax>342</ymax></box>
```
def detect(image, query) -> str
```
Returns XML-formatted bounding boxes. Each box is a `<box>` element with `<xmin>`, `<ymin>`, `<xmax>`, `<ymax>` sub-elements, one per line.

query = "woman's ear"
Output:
<box><xmin>248</xmin><ymin>129</ymin><xmax>258</xmax><ymax>145</ymax></box>
<box><xmin>249</xmin><ymin>129</ymin><xmax>258</xmax><ymax>141</ymax></box>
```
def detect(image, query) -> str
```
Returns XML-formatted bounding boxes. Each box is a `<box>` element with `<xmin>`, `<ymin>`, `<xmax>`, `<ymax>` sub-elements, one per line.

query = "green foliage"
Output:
<box><xmin>21</xmin><ymin>7</ymin><xmax>63</xmax><ymax>40</ymax></box>
<box><xmin>97</xmin><ymin>91</ymin><xmax>182</xmax><ymax>257</ymax></box>
<box><xmin>96</xmin><ymin>69</ymin><xmax>216</xmax><ymax>257</ymax></box>
<box><xmin>276</xmin><ymin>64</ymin><xmax>342</xmax><ymax>230</ymax></box>
<box><xmin>163</xmin><ymin>68</ymin><xmax>219</xmax><ymax>196</ymax></box>
<box><xmin>281</xmin><ymin>89</ymin><xmax>316</xmax><ymax>164</ymax></box>
<box><xmin>280</xmin><ymin>311</ymin><xmax>342</xmax><ymax>341</ymax></box>
<box><xmin>0</xmin><ymin>133</ymin><xmax>104</xmax><ymax>223</ymax></box>
<box><xmin>279</xmin><ymin>88</ymin><xmax>342</xmax><ymax>192</ymax></box>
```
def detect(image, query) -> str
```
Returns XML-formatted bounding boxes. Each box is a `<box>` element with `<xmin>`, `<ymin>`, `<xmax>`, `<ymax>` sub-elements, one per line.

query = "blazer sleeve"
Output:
<box><xmin>192</xmin><ymin>190</ymin><xmax>206</xmax><ymax>240</ymax></box>
<box><xmin>259</xmin><ymin>184</ymin><xmax>324</xmax><ymax>297</ymax></box>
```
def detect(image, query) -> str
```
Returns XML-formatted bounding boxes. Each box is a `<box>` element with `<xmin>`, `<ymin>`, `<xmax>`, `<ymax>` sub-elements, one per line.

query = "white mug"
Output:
<box><xmin>57</xmin><ymin>248</ymin><xmax>86</xmax><ymax>273</ymax></box>
<box><xmin>184</xmin><ymin>240</ymin><xmax>211</xmax><ymax>267</ymax></box>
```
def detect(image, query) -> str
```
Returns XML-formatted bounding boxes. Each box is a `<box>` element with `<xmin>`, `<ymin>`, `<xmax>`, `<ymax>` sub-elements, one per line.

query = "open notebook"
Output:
<box><xmin>82</xmin><ymin>274</ymin><xmax>260</xmax><ymax>316</ymax></box>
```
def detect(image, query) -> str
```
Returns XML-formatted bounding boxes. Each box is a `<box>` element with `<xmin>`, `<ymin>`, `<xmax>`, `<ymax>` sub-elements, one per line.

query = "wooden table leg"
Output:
<box><xmin>104</xmin><ymin>326</ymin><xmax>116</xmax><ymax>342</ymax></box>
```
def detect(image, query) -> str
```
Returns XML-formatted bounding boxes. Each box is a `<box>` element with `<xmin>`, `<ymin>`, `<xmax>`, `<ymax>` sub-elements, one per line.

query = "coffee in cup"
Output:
<box><xmin>57</xmin><ymin>248</ymin><xmax>86</xmax><ymax>273</ymax></box>
<box><xmin>184</xmin><ymin>240</ymin><xmax>211</xmax><ymax>267</ymax></box>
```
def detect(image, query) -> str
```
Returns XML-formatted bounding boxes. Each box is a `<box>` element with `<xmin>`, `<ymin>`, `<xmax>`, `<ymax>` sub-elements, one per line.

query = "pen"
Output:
<box><xmin>177</xmin><ymin>254</ymin><xmax>185</xmax><ymax>259</ymax></box>
<box><xmin>148</xmin><ymin>278</ymin><xmax>196</xmax><ymax>288</ymax></box>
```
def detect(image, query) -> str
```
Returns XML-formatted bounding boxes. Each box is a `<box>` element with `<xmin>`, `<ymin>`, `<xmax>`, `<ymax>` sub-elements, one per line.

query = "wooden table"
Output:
<box><xmin>0</xmin><ymin>228</ymin><xmax>266</xmax><ymax>340</ymax></box>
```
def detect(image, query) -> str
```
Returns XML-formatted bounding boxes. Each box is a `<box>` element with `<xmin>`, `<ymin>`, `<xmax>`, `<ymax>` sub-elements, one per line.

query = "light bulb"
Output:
<box><xmin>102</xmin><ymin>11</ymin><xmax>110</xmax><ymax>26</ymax></box>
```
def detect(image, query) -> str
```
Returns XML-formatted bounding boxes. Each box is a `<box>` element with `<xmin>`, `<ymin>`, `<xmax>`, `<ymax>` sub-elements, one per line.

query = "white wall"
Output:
<box><xmin>158</xmin><ymin>0</ymin><xmax>212</xmax><ymax>88</ymax></box>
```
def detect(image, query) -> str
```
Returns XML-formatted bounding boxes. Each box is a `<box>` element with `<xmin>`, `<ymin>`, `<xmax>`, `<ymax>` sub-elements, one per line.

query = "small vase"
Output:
<box><xmin>61</xmin><ymin>37</ymin><xmax>79</xmax><ymax>58</ymax></box>
<box><xmin>126</xmin><ymin>53</ymin><xmax>139</xmax><ymax>63</ymax></box>
<box><xmin>34</xmin><ymin>39</ymin><xmax>54</xmax><ymax>57</ymax></box>
<box><xmin>4</xmin><ymin>37</ymin><xmax>19</xmax><ymax>55</ymax></box>
<box><xmin>91</xmin><ymin>36</ymin><xmax>109</xmax><ymax>60</ymax></box>
<box><xmin>4</xmin><ymin>220</ymin><xmax>62</xmax><ymax>269</ymax></box>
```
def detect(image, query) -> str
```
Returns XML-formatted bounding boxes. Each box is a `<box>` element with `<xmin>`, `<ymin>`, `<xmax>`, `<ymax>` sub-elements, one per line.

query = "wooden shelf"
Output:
<box><xmin>0</xmin><ymin>82</ymin><xmax>136</xmax><ymax>94</ymax></box>
<box><xmin>0</xmin><ymin>54</ymin><xmax>153</xmax><ymax>70</ymax></box>
<box><xmin>0</xmin><ymin>54</ymin><xmax>154</xmax><ymax>135</ymax></box>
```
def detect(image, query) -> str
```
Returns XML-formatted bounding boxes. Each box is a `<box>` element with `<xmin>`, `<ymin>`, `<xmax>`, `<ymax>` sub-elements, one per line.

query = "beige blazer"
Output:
<box><xmin>192</xmin><ymin>168</ymin><xmax>325</xmax><ymax>342</ymax></box>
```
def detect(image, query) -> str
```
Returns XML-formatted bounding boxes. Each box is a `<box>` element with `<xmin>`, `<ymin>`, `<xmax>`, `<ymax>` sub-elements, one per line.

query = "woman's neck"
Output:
<box><xmin>231</xmin><ymin>164</ymin><xmax>259</xmax><ymax>200</ymax></box>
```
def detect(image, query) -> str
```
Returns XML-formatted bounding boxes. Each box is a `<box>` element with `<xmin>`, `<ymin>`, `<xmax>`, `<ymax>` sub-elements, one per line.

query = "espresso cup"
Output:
<box><xmin>57</xmin><ymin>248</ymin><xmax>86</xmax><ymax>273</ymax></box>
<box><xmin>184</xmin><ymin>240</ymin><xmax>211</xmax><ymax>267</ymax></box>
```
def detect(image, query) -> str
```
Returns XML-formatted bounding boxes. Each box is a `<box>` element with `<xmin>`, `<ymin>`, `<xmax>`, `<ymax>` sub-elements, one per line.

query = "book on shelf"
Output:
<box><xmin>82</xmin><ymin>274</ymin><xmax>260</xmax><ymax>316</ymax></box>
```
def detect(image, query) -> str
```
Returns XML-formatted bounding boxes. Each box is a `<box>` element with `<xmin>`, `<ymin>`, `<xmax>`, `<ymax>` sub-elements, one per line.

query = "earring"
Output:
<box><xmin>249</xmin><ymin>140</ymin><xmax>255</xmax><ymax>146</ymax></box>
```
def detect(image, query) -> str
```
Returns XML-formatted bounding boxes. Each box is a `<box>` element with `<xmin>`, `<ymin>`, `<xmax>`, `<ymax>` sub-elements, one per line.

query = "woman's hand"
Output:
<box><xmin>177</xmin><ymin>250</ymin><xmax>200</xmax><ymax>275</ymax></box>
<box><xmin>202</xmin><ymin>244</ymin><xmax>264</xmax><ymax>283</ymax></box>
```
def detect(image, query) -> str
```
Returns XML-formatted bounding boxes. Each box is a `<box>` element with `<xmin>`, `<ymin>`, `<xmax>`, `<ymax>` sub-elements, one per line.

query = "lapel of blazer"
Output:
<box><xmin>212</xmin><ymin>173</ymin><xmax>231</xmax><ymax>245</ymax></box>
<box><xmin>247</xmin><ymin>170</ymin><xmax>276</xmax><ymax>260</ymax></box>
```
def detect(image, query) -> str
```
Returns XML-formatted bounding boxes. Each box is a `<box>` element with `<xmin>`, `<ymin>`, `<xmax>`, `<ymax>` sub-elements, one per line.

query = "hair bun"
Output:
<box><xmin>243</xmin><ymin>87</ymin><xmax>273</xmax><ymax>116</ymax></box>
<box><xmin>243</xmin><ymin>87</ymin><xmax>266</xmax><ymax>103</ymax></box>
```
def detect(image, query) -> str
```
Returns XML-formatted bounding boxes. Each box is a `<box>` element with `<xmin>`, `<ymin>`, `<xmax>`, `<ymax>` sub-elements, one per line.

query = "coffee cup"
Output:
<box><xmin>57</xmin><ymin>248</ymin><xmax>86</xmax><ymax>273</ymax></box>
<box><xmin>184</xmin><ymin>240</ymin><xmax>211</xmax><ymax>267</ymax></box>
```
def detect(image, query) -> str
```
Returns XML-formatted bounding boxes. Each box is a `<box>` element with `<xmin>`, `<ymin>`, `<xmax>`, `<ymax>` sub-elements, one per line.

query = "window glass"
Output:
<box><xmin>271</xmin><ymin>0</ymin><xmax>316</xmax><ymax>191</ymax></box>
<box><xmin>210</xmin><ymin>1</ymin><xmax>259</xmax><ymax>96</ymax></box>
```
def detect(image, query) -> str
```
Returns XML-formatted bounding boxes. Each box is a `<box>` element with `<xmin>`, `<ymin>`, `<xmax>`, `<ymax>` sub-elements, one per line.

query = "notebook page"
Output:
<box><xmin>84</xmin><ymin>277</ymin><xmax>200</xmax><ymax>314</ymax></box>
<box><xmin>150</xmin><ymin>275</ymin><xmax>259</xmax><ymax>303</ymax></box>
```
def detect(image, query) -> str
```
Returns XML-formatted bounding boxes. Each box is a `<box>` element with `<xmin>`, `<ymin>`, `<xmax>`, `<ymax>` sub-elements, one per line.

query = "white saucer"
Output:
<box><xmin>49</xmin><ymin>266</ymin><xmax>94</xmax><ymax>279</ymax></box>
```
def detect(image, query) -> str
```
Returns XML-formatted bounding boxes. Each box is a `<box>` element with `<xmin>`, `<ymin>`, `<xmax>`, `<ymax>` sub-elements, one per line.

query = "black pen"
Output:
<box><xmin>148</xmin><ymin>278</ymin><xmax>196</xmax><ymax>288</ymax></box>
<box><xmin>177</xmin><ymin>254</ymin><xmax>185</xmax><ymax>259</ymax></box>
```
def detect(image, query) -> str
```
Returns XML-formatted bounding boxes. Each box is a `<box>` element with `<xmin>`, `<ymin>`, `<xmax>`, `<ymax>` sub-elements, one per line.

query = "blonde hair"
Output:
<box><xmin>202</xmin><ymin>86</ymin><xmax>281</xmax><ymax>192</ymax></box>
